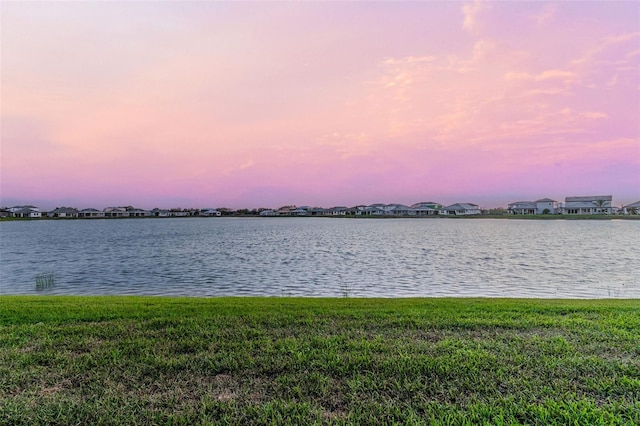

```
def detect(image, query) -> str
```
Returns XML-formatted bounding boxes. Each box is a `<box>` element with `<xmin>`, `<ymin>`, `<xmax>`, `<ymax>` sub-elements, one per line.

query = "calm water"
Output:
<box><xmin>1</xmin><ymin>218</ymin><xmax>638</xmax><ymax>298</ymax></box>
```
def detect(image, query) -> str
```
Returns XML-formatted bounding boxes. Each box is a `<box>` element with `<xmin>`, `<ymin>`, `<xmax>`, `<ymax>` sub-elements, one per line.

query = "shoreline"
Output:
<box><xmin>2</xmin><ymin>214</ymin><xmax>639</xmax><ymax>222</ymax></box>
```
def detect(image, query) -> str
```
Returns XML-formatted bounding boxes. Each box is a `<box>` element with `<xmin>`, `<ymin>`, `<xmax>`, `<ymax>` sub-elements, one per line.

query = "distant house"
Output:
<box><xmin>384</xmin><ymin>204</ymin><xmax>416</xmax><ymax>216</ymax></box>
<box><xmin>290</xmin><ymin>208</ymin><xmax>309</xmax><ymax>216</ymax></box>
<box><xmin>169</xmin><ymin>209</ymin><xmax>189</xmax><ymax>217</ymax></box>
<box><xmin>200</xmin><ymin>208</ymin><xmax>222</xmax><ymax>217</ymax></box>
<box><xmin>508</xmin><ymin>201</ymin><xmax>536</xmax><ymax>215</ymax></box>
<box><xmin>103</xmin><ymin>207</ymin><xmax>129</xmax><ymax>218</ymax></box>
<box><xmin>562</xmin><ymin>195</ymin><xmax>613</xmax><ymax>215</ymax></box>
<box><xmin>151</xmin><ymin>208</ymin><xmax>171</xmax><ymax>217</ymax></box>
<box><xmin>411</xmin><ymin>202</ymin><xmax>442</xmax><ymax>216</ymax></box>
<box><xmin>79</xmin><ymin>208</ymin><xmax>105</xmax><ymax>218</ymax></box>
<box><xmin>622</xmin><ymin>201</ymin><xmax>640</xmax><ymax>215</ymax></box>
<box><xmin>534</xmin><ymin>198</ymin><xmax>558</xmax><ymax>214</ymax></box>
<box><xmin>441</xmin><ymin>203</ymin><xmax>481</xmax><ymax>216</ymax></box>
<box><xmin>308</xmin><ymin>207</ymin><xmax>327</xmax><ymax>216</ymax></box>
<box><xmin>48</xmin><ymin>207</ymin><xmax>79</xmax><ymax>218</ymax></box>
<box><xmin>8</xmin><ymin>206</ymin><xmax>42</xmax><ymax>218</ymax></box>
<box><xmin>508</xmin><ymin>198</ymin><xmax>557</xmax><ymax>215</ymax></box>
<box><xmin>327</xmin><ymin>206</ymin><xmax>349</xmax><ymax>216</ymax></box>
<box><xmin>259</xmin><ymin>209</ymin><xmax>277</xmax><ymax>216</ymax></box>
<box><xmin>128</xmin><ymin>208</ymin><xmax>151</xmax><ymax>217</ymax></box>
<box><xmin>277</xmin><ymin>207</ymin><xmax>293</xmax><ymax>216</ymax></box>
<box><xmin>361</xmin><ymin>205</ymin><xmax>385</xmax><ymax>216</ymax></box>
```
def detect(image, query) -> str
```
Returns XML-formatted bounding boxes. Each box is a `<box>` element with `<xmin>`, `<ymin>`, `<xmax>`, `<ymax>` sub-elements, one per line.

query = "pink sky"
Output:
<box><xmin>2</xmin><ymin>1</ymin><xmax>639</xmax><ymax>209</ymax></box>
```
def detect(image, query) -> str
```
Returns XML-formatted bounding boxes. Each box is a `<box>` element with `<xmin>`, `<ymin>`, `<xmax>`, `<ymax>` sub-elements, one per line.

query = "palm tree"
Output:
<box><xmin>595</xmin><ymin>198</ymin><xmax>608</xmax><ymax>214</ymax></box>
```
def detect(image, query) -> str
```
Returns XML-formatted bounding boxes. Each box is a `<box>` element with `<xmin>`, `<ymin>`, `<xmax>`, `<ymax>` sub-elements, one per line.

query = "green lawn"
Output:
<box><xmin>1</xmin><ymin>297</ymin><xmax>638</xmax><ymax>425</ymax></box>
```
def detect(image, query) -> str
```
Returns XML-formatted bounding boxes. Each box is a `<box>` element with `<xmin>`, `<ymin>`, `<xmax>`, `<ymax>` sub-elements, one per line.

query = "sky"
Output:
<box><xmin>1</xmin><ymin>1</ymin><xmax>639</xmax><ymax>210</ymax></box>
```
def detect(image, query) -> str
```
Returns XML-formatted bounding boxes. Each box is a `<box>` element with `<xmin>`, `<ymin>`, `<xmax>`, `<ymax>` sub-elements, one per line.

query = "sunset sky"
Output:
<box><xmin>2</xmin><ymin>1</ymin><xmax>639</xmax><ymax>209</ymax></box>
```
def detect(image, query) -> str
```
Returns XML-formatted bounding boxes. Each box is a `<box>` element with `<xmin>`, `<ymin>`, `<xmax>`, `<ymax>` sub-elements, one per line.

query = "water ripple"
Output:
<box><xmin>1</xmin><ymin>218</ymin><xmax>639</xmax><ymax>298</ymax></box>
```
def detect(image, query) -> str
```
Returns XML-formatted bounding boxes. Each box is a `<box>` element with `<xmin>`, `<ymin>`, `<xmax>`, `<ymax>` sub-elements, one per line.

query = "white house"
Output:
<box><xmin>169</xmin><ymin>209</ymin><xmax>189</xmax><ymax>217</ymax></box>
<box><xmin>508</xmin><ymin>201</ymin><xmax>536</xmax><ymax>215</ymax></box>
<box><xmin>259</xmin><ymin>209</ymin><xmax>277</xmax><ymax>216</ymax></box>
<box><xmin>622</xmin><ymin>201</ymin><xmax>640</xmax><ymax>215</ymax></box>
<box><xmin>534</xmin><ymin>198</ymin><xmax>558</xmax><ymax>214</ymax></box>
<box><xmin>79</xmin><ymin>208</ymin><xmax>105</xmax><ymax>218</ymax></box>
<box><xmin>290</xmin><ymin>208</ymin><xmax>309</xmax><ymax>216</ymax></box>
<box><xmin>508</xmin><ymin>198</ymin><xmax>557</xmax><ymax>215</ymax></box>
<box><xmin>411</xmin><ymin>202</ymin><xmax>442</xmax><ymax>216</ymax></box>
<box><xmin>9</xmin><ymin>206</ymin><xmax>42</xmax><ymax>218</ymax></box>
<box><xmin>150</xmin><ymin>208</ymin><xmax>171</xmax><ymax>217</ymax></box>
<box><xmin>200</xmin><ymin>208</ymin><xmax>221</xmax><ymax>217</ymax></box>
<box><xmin>128</xmin><ymin>208</ymin><xmax>151</xmax><ymax>217</ymax></box>
<box><xmin>48</xmin><ymin>207</ymin><xmax>79</xmax><ymax>218</ymax></box>
<box><xmin>103</xmin><ymin>207</ymin><xmax>129</xmax><ymax>218</ymax></box>
<box><xmin>441</xmin><ymin>203</ymin><xmax>481</xmax><ymax>216</ymax></box>
<box><xmin>383</xmin><ymin>204</ymin><xmax>417</xmax><ymax>216</ymax></box>
<box><xmin>327</xmin><ymin>206</ymin><xmax>348</xmax><ymax>215</ymax></box>
<box><xmin>562</xmin><ymin>195</ymin><xmax>613</xmax><ymax>215</ymax></box>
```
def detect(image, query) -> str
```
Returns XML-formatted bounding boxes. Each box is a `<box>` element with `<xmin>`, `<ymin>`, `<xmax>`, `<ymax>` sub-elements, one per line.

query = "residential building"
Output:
<box><xmin>103</xmin><ymin>207</ymin><xmax>129</xmax><ymax>218</ymax></box>
<box><xmin>534</xmin><ymin>198</ymin><xmax>558</xmax><ymax>214</ymax></box>
<box><xmin>128</xmin><ymin>208</ymin><xmax>151</xmax><ymax>217</ymax></box>
<box><xmin>562</xmin><ymin>195</ymin><xmax>613</xmax><ymax>215</ymax></box>
<box><xmin>79</xmin><ymin>208</ymin><xmax>106</xmax><ymax>218</ymax></box>
<box><xmin>383</xmin><ymin>204</ymin><xmax>416</xmax><ymax>216</ymax></box>
<box><xmin>411</xmin><ymin>202</ymin><xmax>442</xmax><ymax>216</ymax></box>
<box><xmin>151</xmin><ymin>208</ymin><xmax>171</xmax><ymax>217</ymax></box>
<box><xmin>622</xmin><ymin>201</ymin><xmax>640</xmax><ymax>215</ymax></box>
<box><xmin>8</xmin><ymin>206</ymin><xmax>42</xmax><ymax>218</ymax></box>
<box><xmin>508</xmin><ymin>198</ymin><xmax>557</xmax><ymax>215</ymax></box>
<box><xmin>48</xmin><ymin>207</ymin><xmax>79</xmax><ymax>218</ymax></box>
<box><xmin>200</xmin><ymin>208</ymin><xmax>222</xmax><ymax>217</ymax></box>
<box><xmin>441</xmin><ymin>203</ymin><xmax>481</xmax><ymax>216</ymax></box>
<box><xmin>508</xmin><ymin>201</ymin><xmax>536</xmax><ymax>215</ymax></box>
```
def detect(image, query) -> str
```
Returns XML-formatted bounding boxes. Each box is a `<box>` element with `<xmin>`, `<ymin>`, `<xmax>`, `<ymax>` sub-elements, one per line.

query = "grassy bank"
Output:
<box><xmin>1</xmin><ymin>297</ymin><xmax>638</xmax><ymax>425</ymax></box>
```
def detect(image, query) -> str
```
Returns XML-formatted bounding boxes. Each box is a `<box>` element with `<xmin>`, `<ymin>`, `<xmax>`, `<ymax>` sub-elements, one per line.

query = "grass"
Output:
<box><xmin>1</xmin><ymin>296</ymin><xmax>638</xmax><ymax>425</ymax></box>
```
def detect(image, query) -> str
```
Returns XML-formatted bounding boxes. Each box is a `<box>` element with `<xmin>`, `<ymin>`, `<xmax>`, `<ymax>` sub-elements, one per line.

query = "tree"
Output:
<box><xmin>595</xmin><ymin>199</ymin><xmax>609</xmax><ymax>214</ymax></box>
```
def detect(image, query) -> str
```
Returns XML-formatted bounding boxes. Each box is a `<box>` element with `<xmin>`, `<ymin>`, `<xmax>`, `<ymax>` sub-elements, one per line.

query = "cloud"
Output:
<box><xmin>582</xmin><ymin>112</ymin><xmax>608</xmax><ymax>119</ymax></box>
<box><xmin>462</xmin><ymin>0</ymin><xmax>488</xmax><ymax>33</ymax></box>
<box><xmin>572</xmin><ymin>31</ymin><xmax>640</xmax><ymax>66</ymax></box>
<box><xmin>383</xmin><ymin>56</ymin><xmax>435</xmax><ymax>65</ymax></box>
<box><xmin>531</xmin><ymin>4</ymin><xmax>556</xmax><ymax>26</ymax></box>
<box><xmin>505</xmin><ymin>69</ymin><xmax>577</xmax><ymax>83</ymax></box>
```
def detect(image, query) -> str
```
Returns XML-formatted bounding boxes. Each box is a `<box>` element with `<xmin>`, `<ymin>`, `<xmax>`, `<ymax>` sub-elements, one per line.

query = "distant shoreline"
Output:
<box><xmin>2</xmin><ymin>214</ymin><xmax>639</xmax><ymax>222</ymax></box>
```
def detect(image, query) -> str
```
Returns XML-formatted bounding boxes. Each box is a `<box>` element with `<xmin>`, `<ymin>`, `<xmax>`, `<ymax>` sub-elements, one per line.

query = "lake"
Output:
<box><xmin>1</xmin><ymin>217</ymin><xmax>638</xmax><ymax>298</ymax></box>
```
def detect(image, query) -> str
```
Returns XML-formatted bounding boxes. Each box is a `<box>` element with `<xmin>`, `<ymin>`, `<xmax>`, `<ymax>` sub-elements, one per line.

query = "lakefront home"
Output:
<box><xmin>48</xmin><ymin>207</ymin><xmax>79</xmax><ymax>218</ymax></box>
<box><xmin>508</xmin><ymin>198</ymin><xmax>558</xmax><ymax>215</ymax></box>
<box><xmin>8</xmin><ymin>206</ymin><xmax>42</xmax><ymax>218</ymax></box>
<box><xmin>103</xmin><ymin>207</ymin><xmax>129</xmax><ymax>218</ymax></box>
<box><xmin>622</xmin><ymin>201</ymin><xmax>640</xmax><ymax>215</ymax></box>
<box><xmin>411</xmin><ymin>202</ymin><xmax>442</xmax><ymax>216</ymax></box>
<box><xmin>562</xmin><ymin>195</ymin><xmax>613</xmax><ymax>215</ymax></box>
<box><xmin>79</xmin><ymin>208</ymin><xmax>106</xmax><ymax>218</ymax></box>
<box><xmin>441</xmin><ymin>203</ymin><xmax>481</xmax><ymax>216</ymax></box>
<box><xmin>200</xmin><ymin>208</ymin><xmax>221</xmax><ymax>217</ymax></box>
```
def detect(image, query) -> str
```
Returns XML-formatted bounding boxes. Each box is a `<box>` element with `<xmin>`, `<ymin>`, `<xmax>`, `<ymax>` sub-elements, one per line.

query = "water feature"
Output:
<box><xmin>1</xmin><ymin>217</ymin><xmax>638</xmax><ymax>298</ymax></box>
